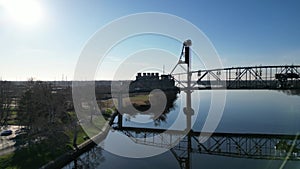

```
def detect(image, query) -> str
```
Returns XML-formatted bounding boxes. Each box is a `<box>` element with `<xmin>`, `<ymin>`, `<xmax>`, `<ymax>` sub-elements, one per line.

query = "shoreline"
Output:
<box><xmin>40</xmin><ymin>112</ymin><xmax>117</xmax><ymax>169</ymax></box>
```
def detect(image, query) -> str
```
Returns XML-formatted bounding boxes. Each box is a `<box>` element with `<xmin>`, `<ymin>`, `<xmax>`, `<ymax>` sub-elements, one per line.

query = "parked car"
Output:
<box><xmin>0</xmin><ymin>130</ymin><xmax>12</xmax><ymax>136</ymax></box>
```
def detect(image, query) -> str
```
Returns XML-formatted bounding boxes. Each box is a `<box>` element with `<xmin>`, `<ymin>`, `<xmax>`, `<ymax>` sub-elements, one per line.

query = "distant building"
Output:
<box><xmin>130</xmin><ymin>73</ymin><xmax>179</xmax><ymax>92</ymax></box>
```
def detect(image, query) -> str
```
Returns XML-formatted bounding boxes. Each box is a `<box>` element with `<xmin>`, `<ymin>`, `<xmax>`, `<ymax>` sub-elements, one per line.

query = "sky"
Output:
<box><xmin>0</xmin><ymin>0</ymin><xmax>300</xmax><ymax>80</ymax></box>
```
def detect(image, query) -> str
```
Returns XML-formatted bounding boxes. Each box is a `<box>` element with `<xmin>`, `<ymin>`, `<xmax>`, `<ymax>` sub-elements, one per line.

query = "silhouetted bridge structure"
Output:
<box><xmin>172</xmin><ymin>65</ymin><xmax>300</xmax><ymax>90</ymax></box>
<box><xmin>115</xmin><ymin>126</ymin><xmax>300</xmax><ymax>161</ymax></box>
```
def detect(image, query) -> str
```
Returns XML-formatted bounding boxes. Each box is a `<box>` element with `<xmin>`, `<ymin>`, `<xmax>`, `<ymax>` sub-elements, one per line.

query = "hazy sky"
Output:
<box><xmin>0</xmin><ymin>0</ymin><xmax>300</xmax><ymax>80</ymax></box>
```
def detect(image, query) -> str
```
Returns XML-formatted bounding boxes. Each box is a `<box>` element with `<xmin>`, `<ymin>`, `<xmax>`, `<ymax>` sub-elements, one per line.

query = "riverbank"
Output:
<box><xmin>0</xmin><ymin>92</ymin><xmax>171</xmax><ymax>168</ymax></box>
<box><xmin>40</xmin><ymin>93</ymin><xmax>157</xmax><ymax>169</ymax></box>
<box><xmin>40</xmin><ymin>112</ymin><xmax>117</xmax><ymax>169</ymax></box>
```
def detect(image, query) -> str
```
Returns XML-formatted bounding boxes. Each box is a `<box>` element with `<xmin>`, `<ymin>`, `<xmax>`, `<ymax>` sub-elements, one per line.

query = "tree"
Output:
<box><xmin>17</xmin><ymin>81</ymin><xmax>70</xmax><ymax>147</ymax></box>
<box><xmin>0</xmin><ymin>81</ymin><xmax>13</xmax><ymax>127</ymax></box>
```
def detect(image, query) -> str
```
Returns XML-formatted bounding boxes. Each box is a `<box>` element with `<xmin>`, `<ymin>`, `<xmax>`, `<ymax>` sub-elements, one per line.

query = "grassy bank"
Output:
<box><xmin>0</xmin><ymin>109</ymin><xmax>111</xmax><ymax>169</ymax></box>
<box><xmin>0</xmin><ymin>94</ymin><xmax>146</xmax><ymax>169</ymax></box>
<box><xmin>0</xmin><ymin>125</ymin><xmax>90</xmax><ymax>169</ymax></box>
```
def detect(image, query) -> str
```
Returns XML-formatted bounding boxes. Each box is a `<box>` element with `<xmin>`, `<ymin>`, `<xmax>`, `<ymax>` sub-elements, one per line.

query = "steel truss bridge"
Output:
<box><xmin>114</xmin><ymin>126</ymin><xmax>300</xmax><ymax>169</ymax></box>
<box><xmin>111</xmin><ymin>41</ymin><xmax>300</xmax><ymax>168</ymax></box>
<box><xmin>172</xmin><ymin>65</ymin><xmax>300</xmax><ymax>90</ymax></box>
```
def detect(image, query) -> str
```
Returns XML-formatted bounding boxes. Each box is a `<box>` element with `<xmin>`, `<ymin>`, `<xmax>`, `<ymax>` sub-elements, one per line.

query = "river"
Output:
<box><xmin>63</xmin><ymin>90</ymin><xmax>300</xmax><ymax>169</ymax></box>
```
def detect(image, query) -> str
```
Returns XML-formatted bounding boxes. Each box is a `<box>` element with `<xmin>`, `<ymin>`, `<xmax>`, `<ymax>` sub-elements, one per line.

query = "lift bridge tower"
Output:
<box><xmin>170</xmin><ymin>39</ymin><xmax>194</xmax><ymax>129</ymax></box>
<box><xmin>170</xmin><ymin>40</ymin><xmax>195</xmax><ymax>169</ymax></box>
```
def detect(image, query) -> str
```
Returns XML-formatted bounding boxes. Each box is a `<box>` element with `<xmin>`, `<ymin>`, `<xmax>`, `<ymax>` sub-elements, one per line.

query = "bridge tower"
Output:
<box><xmin>171</xmin><ymin>40</ymin><xmax>195</xmax><ymax>169</ymax></box>
<box><xmin>182</xmin><ymin>40</ymin><xmax>194</xmax><ymax>131</ymax></box>
<box><xmin>183</xmin><ymin>40</ymin><xmax>194</xmax><ymax>169</ymax></box>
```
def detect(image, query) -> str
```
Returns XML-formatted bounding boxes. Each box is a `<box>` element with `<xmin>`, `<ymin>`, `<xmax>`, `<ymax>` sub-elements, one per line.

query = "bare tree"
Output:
<box><xmin>0</xmin><ymin>81</ymin><xmax>13</xmax><ymax>127</ymax></box>
<box><xmin>17</xmin><ymin>81</ymin><xmax>70</xmax><ymax>147</ymax></box>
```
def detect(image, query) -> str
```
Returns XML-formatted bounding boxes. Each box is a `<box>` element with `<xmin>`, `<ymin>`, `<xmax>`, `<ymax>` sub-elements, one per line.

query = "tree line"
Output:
<box><xmin>0</xmin><ymin>80</ymin><xmax>80</xmax><ymax>149</ymax></box>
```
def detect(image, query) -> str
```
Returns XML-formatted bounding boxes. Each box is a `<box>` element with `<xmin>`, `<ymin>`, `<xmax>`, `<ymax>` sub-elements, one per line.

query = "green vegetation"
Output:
<box><xmin>0</xmin><ymin>81</ymin><xmax>112</xmax><ymax>169</ymax></box>
<box><xmin>0</xmin><ymin>82</ymin><xmax>175</xmax><ymax>168</ymax></box>
<box><xmin>65</xmin><ymin>125</ymin><xmax>89</xmax><ymax>147</ymax></box>
<box><xmin>0</xmin><ymin>141</ymin><xmax>71</xmax><ymax>169</ymax></box>
<box><xmin>0</xmin><ymin>153</ymin><xmax>14</xmax><ymax>169</ymax></box>
<box><xmin>6</xmin><ymin>111</ymin><xmax>18</xmax><ymax>125</ymax></box>
<box><xmin>0</xmin><ymin>119</ymin><xmax>102</xmax><ymax>169</ymax></box>
<box><xmin>103</xmin><ymin>108</ymin><xmax>113</xmax><ymax>118</ymax></box>
<box><xmin>129</xmin><ymin>94</ymin><xmax>149</xmax><ymax>105</ymax></box>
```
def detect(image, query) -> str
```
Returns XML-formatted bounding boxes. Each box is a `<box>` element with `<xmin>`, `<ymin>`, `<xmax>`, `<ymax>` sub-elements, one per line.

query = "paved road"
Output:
<box><xmin>0</xmin><ymin>125</ymin><xmax>22</xmax><ymax>156</ymax></box>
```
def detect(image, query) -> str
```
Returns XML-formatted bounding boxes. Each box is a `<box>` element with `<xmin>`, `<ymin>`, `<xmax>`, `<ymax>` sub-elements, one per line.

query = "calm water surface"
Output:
<box><xmin>64</xmin><ymin>90</ymin><xmax>300</xmax><ymax>169</ymax></box>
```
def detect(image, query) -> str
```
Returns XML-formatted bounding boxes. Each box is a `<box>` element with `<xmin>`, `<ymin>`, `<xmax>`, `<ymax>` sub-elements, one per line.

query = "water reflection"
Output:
<box><xmin>278</xmin><ymin>89</ymin><xmax>300</xmax><ymax>96</ymax></box>
<box><xmin>116</xmin><ymin>128</ymin><xmax>300</xmax><ymax>160</ymax></box>
<box><xmin>124</xmin><ymin>90</ymin><xmax>178</xmax><ymax>126</ymax></box>
<box><xmin>65</xmin><ymin>119</ymin><xmax>300</xmax><ymax>168</ymax></box>
<box><xmin>65</xmin><ymin>146</ymin><xmax>104</xmax><ymax>169</ymax></box>
<box><xmin>113</xmin><ymin>93</ymin><xmax>300</xmax><ymax>169</ymax></box>
<box><xmin>65</xmin><ymin>87</ymin><xmax>300</xmax><ymax>169</ymax></box>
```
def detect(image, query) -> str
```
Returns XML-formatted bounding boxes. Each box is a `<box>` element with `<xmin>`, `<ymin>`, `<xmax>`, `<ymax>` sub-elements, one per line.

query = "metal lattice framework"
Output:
<box><xmin>116</xmin><ymin>126</ymin><xmax>300</xmax><ymax>168</ymax></box>
<box><xmin>172</xmin><ymin>65</ymin><xmax>300</xmax><ymax>89</ymax></box>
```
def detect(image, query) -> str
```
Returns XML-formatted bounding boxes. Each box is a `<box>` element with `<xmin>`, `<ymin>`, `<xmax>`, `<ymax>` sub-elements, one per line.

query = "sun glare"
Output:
<box><xmin>1</xmin><ymin>0</ymin><xmax>43</xmax><ymax>26</ymax></box>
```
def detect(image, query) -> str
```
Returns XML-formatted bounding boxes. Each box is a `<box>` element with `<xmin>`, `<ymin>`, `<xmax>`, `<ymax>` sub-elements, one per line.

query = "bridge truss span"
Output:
<box><xmin>116</xmin><ymin>127</ymin><xmax>300</xmax><ymax>161</ymax></box>
<box><xmin>172</xmin><ymin>65</ymin><xmax>300</xmax><ymax>90</ymax></box>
